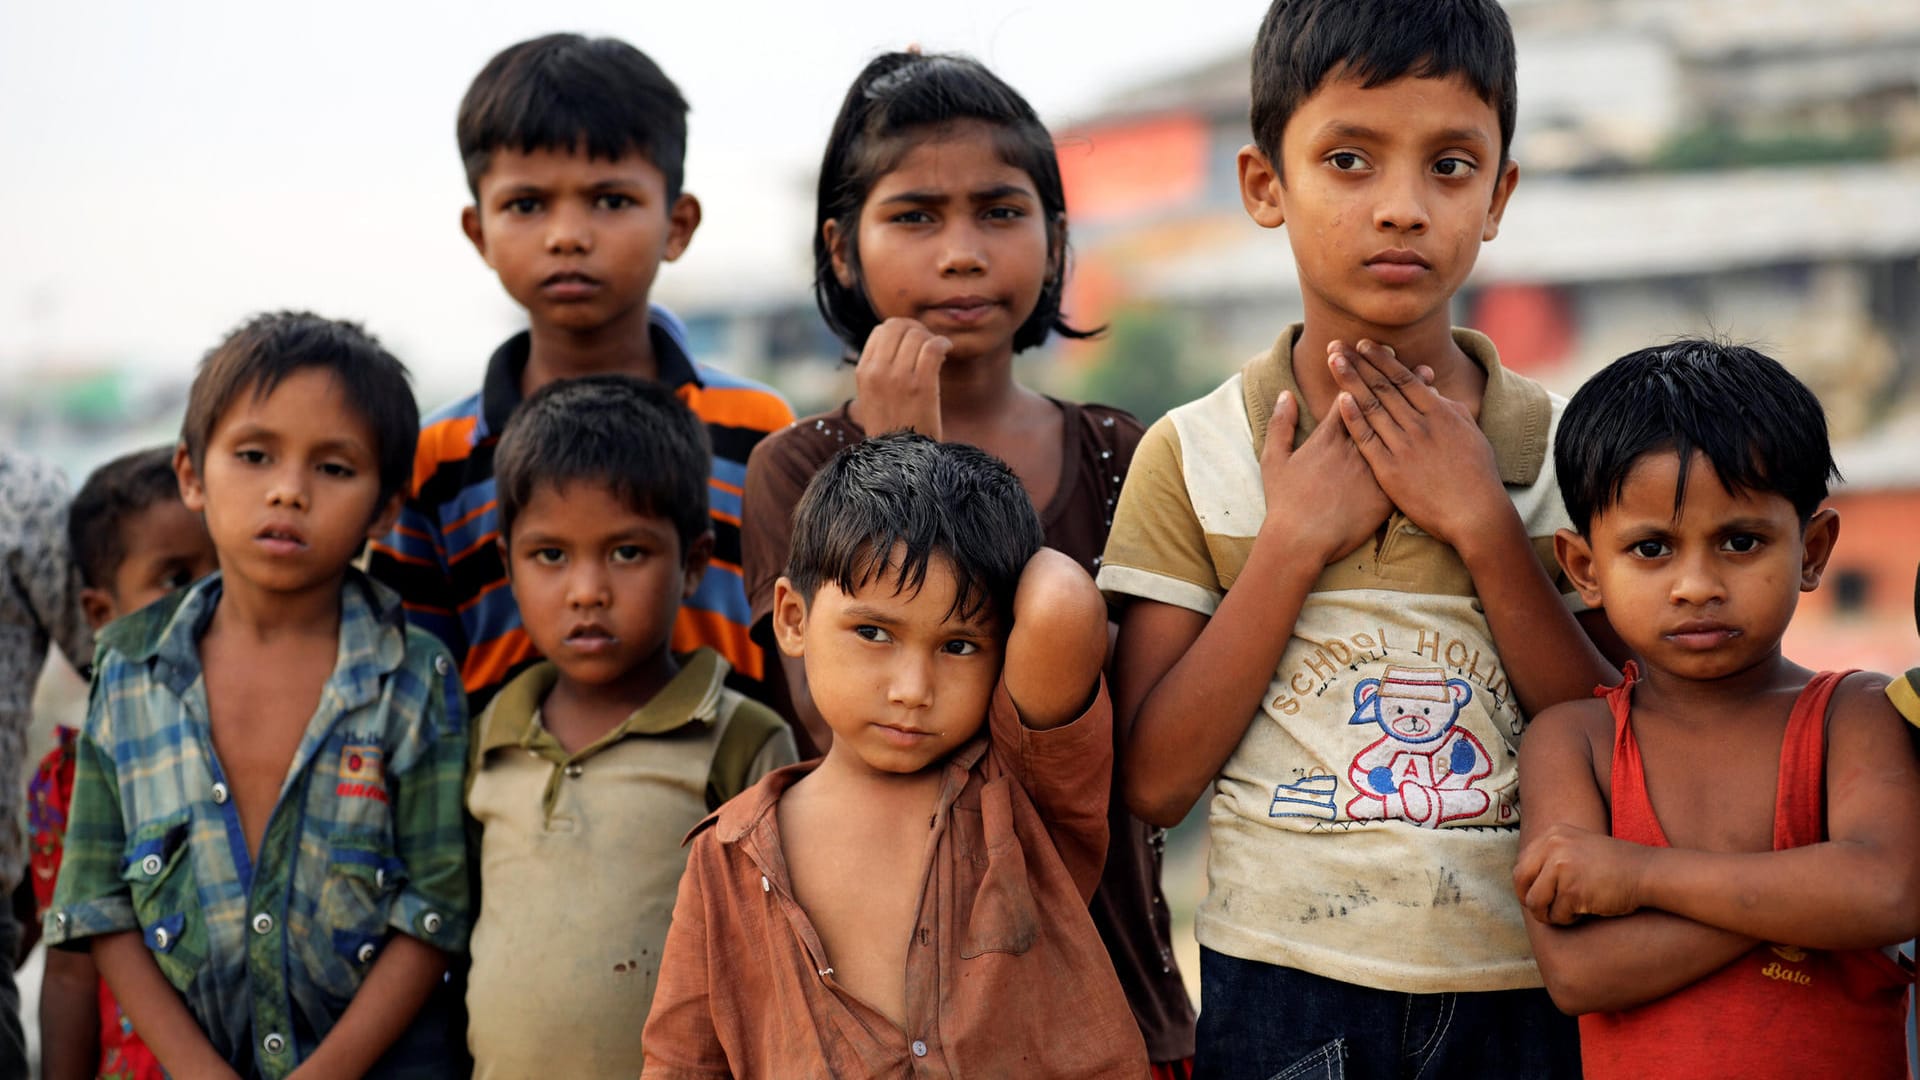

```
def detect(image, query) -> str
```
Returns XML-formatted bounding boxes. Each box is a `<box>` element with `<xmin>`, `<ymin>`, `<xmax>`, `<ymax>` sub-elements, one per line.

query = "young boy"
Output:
<box><xmin>465</xmin><ymin>375</ymin><xmax>795</xmax><ymax>1075</ymax></box>
<box><xmin>1515</xmin><ymin>340</ymin><xmax>1920</xmax><ymax>1078</ymax></box>
<box><xmin>31</xmin><ymin>445</ymin><xmax>216</xmax><ymax>1080</ymax></box>
<box><xmin>43</xmin><ymin>312</ymin><xmax>472</xmax><ymax>1079</ymax></box>
<box><xmin>643</xmin><ymin>433</ymin><xmax>1148</xmax><ymax>1077</ymax></box>
<box><xmin>368</xmin><ymin>33</ymin><xmax>794</xmax><ymax>715</ymax></box>
<box><xmin>1098</xmin><ymin>1</ymin><xmax>1613</xmax><ymax>1075</ymax></box>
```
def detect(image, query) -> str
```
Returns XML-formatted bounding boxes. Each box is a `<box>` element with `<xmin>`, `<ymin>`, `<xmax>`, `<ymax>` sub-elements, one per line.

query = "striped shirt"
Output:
<box><xmin>367</xmin><ymin>308</ymin><xmax>794</xmax><ymax>711</ymax></box>
<box><xmin>44</xmin><ymin>571</ymin><xmax>470</xmax><ymax>1078</ymax></box>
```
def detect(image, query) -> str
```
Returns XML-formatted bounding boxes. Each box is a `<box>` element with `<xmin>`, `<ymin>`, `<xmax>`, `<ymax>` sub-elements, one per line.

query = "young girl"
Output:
<box><xmin>740</xmin><ymin>51</ymin><xmax>1197</xmax><ymax>1076</ymax></box>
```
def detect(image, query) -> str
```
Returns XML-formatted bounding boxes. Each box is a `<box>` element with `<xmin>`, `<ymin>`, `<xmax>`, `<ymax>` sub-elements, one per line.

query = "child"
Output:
<box><xmin>44</xmin><ymin>312</ymin><xmax>471</xmax><ymax>1079</ymax></box>
<box><xmin>465</xmin><ymin>375</ymin><xmax>795</xmax><ymax>1076</ymax></box>
<box><xmin>1515</xmin><ymin>340</ymin><xmax>1920</xmax><ymax>1078</ymax></box>
<box><xmin>0</xmin><ymin>445</ymin><xmax>95</xmax><ymax>1076</ymax></box>
<box><xmin>30</xmin><ymin>445</ymin><xmax>215</xmax><ymax>1080</ymax></box>
<box><xmin>740</xmin><ymin>51</ymin><xmax>1195</xmax><ymax>1070</ymax></box>
<box><xmin>1098</xmin><ymin>1</ymin><xmax>1614</xmax><ymax>1075</ymax></box>
<box><xmin>646</xmin><ymin>433</ymin><xmax>1148</xmax><ymax>1076</ymax></box>
<box><xmin>368</xmin><ymin>33</ymin><xmax>794</xmax><ymax>715</ymax></box>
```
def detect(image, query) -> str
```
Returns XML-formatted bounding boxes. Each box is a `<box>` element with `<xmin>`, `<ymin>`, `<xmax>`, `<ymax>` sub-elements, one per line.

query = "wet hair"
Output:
<box><xmin>68</xmin><ymin>446</ymin><xmax>184</xmax><ymax>589</ymax></box>
<box><xmin>458</xmin><ymin>33</ymin><xmax>689</xmax><ymax>201</ymax></box>
<box><xmin>814</xmin><ymin>51</ymin><xmax>1097</xmax><ymax>356</ymax></box>
<box><xmin>1555</xmin><ymin>339</ymin><xmax>1839</xmax><ymax>534</ymax></box>
<box><xmin>181</xmin><ymin>312</ymin><xmax>419</xmax><ymax>507</ymax></box>
<box><xmin>1249</xmin><ymin>0</ymin><xmax>1517</xmax><ymax>169</ymax></box>
<box><xmin>494</xmin><ymin>374</ymin><xmax>710</xmax><ymax>554</ymax></box>
<box><xmin>785</xmin><ymin>432</ymin><xmax>1041</xmax><ymax>628</ymax></box>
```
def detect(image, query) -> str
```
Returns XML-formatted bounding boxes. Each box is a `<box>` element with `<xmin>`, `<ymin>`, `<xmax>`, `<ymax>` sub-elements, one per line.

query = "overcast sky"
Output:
<box><xmin>0</xmin><ymin>0</ymin><xmax>1265</xmax><ymax>396</ymax></box>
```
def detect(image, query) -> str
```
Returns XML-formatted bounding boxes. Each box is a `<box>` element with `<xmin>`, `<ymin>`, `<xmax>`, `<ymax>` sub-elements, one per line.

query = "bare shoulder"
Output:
<box><xmin>1827</xmin><ymin>670</ymin><xmax>1913</xmax><ymax>757</ymax></box>
<box><xmin>1521</xmin><ymin>695</ymin><xmax>1611</xmax><ymax>766</ymax></box>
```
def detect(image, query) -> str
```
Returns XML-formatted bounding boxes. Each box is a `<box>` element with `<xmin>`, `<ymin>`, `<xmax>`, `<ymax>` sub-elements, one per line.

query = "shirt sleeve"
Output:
<box><xmin>43</xmin><ymin>720</ymin><xmax>134</xmax><ymax>947</ymax></box>
<box><xmin>367</xmin><ymin>498</ymin><xmax>470</xmax><ymax>669</ymax></box>
<box><xmin>1095</xmin><ymin>416</ymin><xmax>1223</xmax><ymax>617</ymax></box>
<box><xmin>988</xmin><ymin>679</ymin><xmax>1114</xmax><ymax>903</ymax></box>
<box><xmin>1889</xmin><ymin>669</ymin><xmax>1920</xmax><ymax>729</ymax></box>
<box><xmin>741</xmin><ymin>426</ymin><xmax>823</xmax><ymax>638</ymax></box>
<box><xmin>640</xmin><ymin>836</ymin><xmax>734</xmax><ymax>1079</ymax></box>
<box><xmin>705</xmin><ymin>696</ymin><xmax>799</xmax><ymax>809</ymax></box>
<box><xmin>384</xmin><ymin>643</ymin><xmax>471</xmax><ymax>953</ymax></box>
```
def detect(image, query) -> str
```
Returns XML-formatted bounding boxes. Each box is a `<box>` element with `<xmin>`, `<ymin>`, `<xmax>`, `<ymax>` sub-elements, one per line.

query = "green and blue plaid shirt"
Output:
<box><xmin>44</xmin><ymin>569</ymin><xmax>470</xmax><ymax>1079</ymax></box>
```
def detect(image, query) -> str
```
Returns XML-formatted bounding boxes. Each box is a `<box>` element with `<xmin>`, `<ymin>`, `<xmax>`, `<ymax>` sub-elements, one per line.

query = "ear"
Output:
<box><xmin>1237</xmin><ymin>144</ymin><xmax>1286</xmax><ymax>230</ymax></box>
<box><xmin>79</xmin><ymin>587</ymin><xmax>119</xmax><ymax>633</ymax></box>
<box><xmin>663</xmin><ymin>193</ymin><xmax>701</xmax><ymax>263</ymax></box>
<box><xmin>365</xmin><ymin>493</ymin><xmax>403</xmax><ymax>543</ymax></box>
<box><xmin>173</xmin><ymin>443</ymin><xmax>207</xmax><ymax>514</ymax></box>
<box><xmin>1481</xmin><ymin>159</ymin><xmax>1520</xmax><ymax>243</ymax></box>
<box><xmin>823</xmin><ymin>218</ymin><xmax>856</xmax><ymax>288</ymax></box>
<box><xmin>680</xmin><ymin>531</ymin><xmax>714</xmax><ymax>600</ymax></box>
<box><xmin>771</xmin><ymin>577</ymin><xmax>810</xmax><ymax>659</ymax></box>
<box><xmin>461</xmin><ymin>204</ymin><xmax>490</xmax><ymax>266</ymax></box>
<box><xmin>1798</xmin><ymin>507</ymin><xmax>1840</xmax><ymax>591</ymax></box>
<box><xmin>1553</xmin><ymin>527</ymin><xmax>1605</xmax><ymax>609</ymax></box>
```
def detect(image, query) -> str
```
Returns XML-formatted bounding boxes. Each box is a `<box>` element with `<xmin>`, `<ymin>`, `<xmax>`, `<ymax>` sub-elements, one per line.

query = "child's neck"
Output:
<box><xmin>1635</xmin><ymin>648</ymin><xmax>1811</xmax><ymax>722</ymax></box>
<box><xmin>522</xmin><ymin>307</ymin><xmax>659</xmax><ymax>398</ymax></box>
<box><xmin>209</xmin><ymin>562</ymin><xmax>345</xmax><ymax>646</ymax></box>
<box><xmin>542</xmin><ymin>650</ymin><xmax>680</xmax><ymax>756</ymax></box>
<box><xmin>1291</xmin><ymin>311</ymin><xmax>1480</xmax><ymax>424</ymax></box>
<box><xmin>809</xmin><ymin>739</ymin><xmax>947</xmax><ymax>805</ymax></box>
<box><xmin>932</xmin><ymin>346</ymin><xmax>1044</xmax><ymax>437</ymax></box>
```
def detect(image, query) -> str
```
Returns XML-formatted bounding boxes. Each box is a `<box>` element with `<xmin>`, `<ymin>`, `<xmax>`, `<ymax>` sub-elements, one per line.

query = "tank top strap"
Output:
<box><xmin>1773</xmin><ymin>670</ymin><xmax>1856</xmax><ymax>850</ymax></box>
<box><xmin>1604</xmin><ymin>662</ymin><xmax>1669</xmax><ymax>846</ymax></box>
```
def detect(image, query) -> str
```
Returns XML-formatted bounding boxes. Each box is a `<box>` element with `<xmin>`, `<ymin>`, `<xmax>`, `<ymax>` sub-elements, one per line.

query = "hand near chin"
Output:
<box><xmin>1327</xmin><ymin>338</ymin><xmax>1507</xmax><ymax>549</ymax></box>
<box><xmin>1514</xmin><ymin>821</ymin><xmax>1654</xmax><ymax>925</ymax></box>
<box><xmin>854</xmin><ymin>317</ymin><xmax>950</xmax><ymax>440</ymax></box>
<box><xmin>1004</xmin><ymin>548</ymin><xmax>1107</xmax><ymax>730</ymax></box>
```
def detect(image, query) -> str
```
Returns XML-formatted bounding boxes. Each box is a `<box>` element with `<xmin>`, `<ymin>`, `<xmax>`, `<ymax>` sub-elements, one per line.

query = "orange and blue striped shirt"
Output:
<box><xmin>368</xmin><ymin>308</ymin><xmax>793</xmax><ymax>712</ymax></box>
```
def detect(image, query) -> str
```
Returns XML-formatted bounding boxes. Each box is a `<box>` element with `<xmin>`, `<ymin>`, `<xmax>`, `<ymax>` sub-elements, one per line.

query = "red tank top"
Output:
<box><xmin>1578</xmin><ymin>664</ymin><xmax>1912</xmax><ymax>1079</ymax></box>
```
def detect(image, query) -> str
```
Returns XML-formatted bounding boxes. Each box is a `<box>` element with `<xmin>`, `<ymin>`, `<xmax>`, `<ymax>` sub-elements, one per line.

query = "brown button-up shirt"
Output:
<box><xmin>642</xmin><ymin>682</ymin><xmax>1149</xmax><ymax>1078</ymax></box>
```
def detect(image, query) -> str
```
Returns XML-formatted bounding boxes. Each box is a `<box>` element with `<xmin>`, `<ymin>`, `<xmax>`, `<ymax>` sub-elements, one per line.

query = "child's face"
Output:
<box><xmin>175</xmin><ymin>368</ymin><xmax>398</xmax><ymax>598</ymax></box>
<box><xmin>505</xmin><ymin>480</ymin><xmax>707</xmax><ymax>694</ymax></box>
<box><xmin>827</xmin><ymin>121</ymin><xmax>1051</xmax><ymax>364</ymax></box>
<box><xmin>82</xmin><ymin>499</ymin><xmax>218</xmax><ymax>630</ymax></box>
<box><xmin>1557</xmin><ymin>450</ymin><xmax>1838</xmax><ymax>683</ymax></box>
<box><xmin>1239</xmin><ymin>72</ymin><xmax>1518</xmax><ymax>341</ymax></box>
<box><xmin>772</xmin><ymin>550</ymin><xmax>1004</xmax><ymax>776</ymax></box>
<box><xmin>462</xmin><ymin>147</ymin><xmax>699</xmax><ymax>336</ymax></box>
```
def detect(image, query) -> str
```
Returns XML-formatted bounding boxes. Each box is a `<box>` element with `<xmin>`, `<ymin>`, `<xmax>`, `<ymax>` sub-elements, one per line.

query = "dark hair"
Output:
<box><xmin>181</xmin><ymin>311</ymin><xmax>420</xmax><ymax>507</ymax></box>
<box><xmin>1249</xmin><ymin>0</ymin><xmax>1517</xmax><ymax>169</ymax></box>
<box><xmin>68</xmin><ymin>446</ymin><xmax>183</xmax><ymax>589</ymax></box>
<box><xmin>785</xmin><ymin>432</ymin><xmax>1041</xmax><ymax>628</ymax></box>
<box><xmin>814</xmin><ymin>51</ymin><xmax>1096</xmax><ymax>356</ymax></box>
<box><xmin>1555</xmin><ymin>339</ymin><xmax>1839</xmax><ymax>535</ymax></box>
<box><xmin>458</xmin><ymin>33</ymin><xmax>689</xmax><ymax>201</ymax></box>
<box><xmin>494</xmin><ymin>374</ymin><xmax>711</xmax><ymax>553</ymax></box>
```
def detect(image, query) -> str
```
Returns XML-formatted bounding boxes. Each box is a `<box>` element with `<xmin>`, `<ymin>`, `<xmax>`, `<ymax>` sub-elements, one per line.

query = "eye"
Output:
<box><xmin>854</xmin><ymin>625</ymin><xmax>892</xmax><ymax>643</ymax></box>
<box><xmin>1432</xmin><ymin>156</ymin><xmax>1477</xmax><ymax>178</ymax></box>
<box><xmin>235</xmin><ymin>448</ymin><xmax>267</xmax><ymax>465</ymax></box>
<box><xmin>529</xmin><ymin>547</ymin><xmax>564</xmax><ymax>566</ymax></box>
<box><xmin>505</xmin><ymin>196</ymin><xmax>541</xmax><ymax>214</ymax></box>
<box><xmin>1722</xmin><ymin>534</ymin><xmax>1763</xmax><ymax>554</ymax></box>
<box><xmin>983</xmin><ymin>204</ymin><xmax>1026</xmax><ymax>222</ymax></box>
<box><xmin>889</xmin><ymin>209</ymin><xmax>934</xmax><ymax>225</ymax></box>
<box><xmin>941</xmin><ymin>639</ymin><xmax>980</xmax><ymax>656</ymax></box>
<box><xmin>610</xmin><ymin>544</ymin><xmax>648</xmax><ymax>564</ymax></box>
<box><xmin>318</xmin><ymin>461</ymin><xmax>355</xmax><ymax>479</ymax></box>
<box><xmin>1327</xmin><ymin>151</ymin><xmax>1369</xmax><ymax>172</ymax></box>
<box><xmin>596</xmin><ymin>193</ymin><xmax>635</xmax><ymax>210</ymax></box>
<box><xmin>161</xmin><ymin>566</ymin><xmax>197</xmax><ymax>589</ymax></box>
<box><xmin>1629</xmin><ymin>540</ymin><xmax>1672</xmax><ymax>559</ymax></box>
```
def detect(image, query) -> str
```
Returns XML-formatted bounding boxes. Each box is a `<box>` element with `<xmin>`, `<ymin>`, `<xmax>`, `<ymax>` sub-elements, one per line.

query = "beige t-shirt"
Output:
<box><xmin>1098</xmin><ymin>326</ymin><xmax>1582</xmax><ymax>993</ymax></box>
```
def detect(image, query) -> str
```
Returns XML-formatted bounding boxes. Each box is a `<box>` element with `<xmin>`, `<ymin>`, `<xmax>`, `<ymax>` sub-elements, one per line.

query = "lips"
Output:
<box><xmin>540</xmin><ymin>271</ymin><xmax>602</xmax><ymax>301</ymax></box>
<box><xmin>1364</xmin><ymin>249</ymin><xmax>1432</xmax><ymax>285</ymax></box>
<box><xmin>872</xmin><ymin>722</ymin><xmax>936</xmax><ymax>748</ymax></box>
<box><xmin>1664</xmin><ymin>621</ymin><xmax>1741</xmax><ymax>650</ymax></box>
<box><xmin>922</xmin><ymin>295</ymin><xmax>998</xmax><ymax>326</ymax></box>
<box><xmin>563</xmin><ymin>623</ymin><xmax>618</xmax><ymax>654</ymax></box>
<box><xmin>255</xmin><ymin>523</ymin><xmax>307</xmax><ymax>556</ymax></box>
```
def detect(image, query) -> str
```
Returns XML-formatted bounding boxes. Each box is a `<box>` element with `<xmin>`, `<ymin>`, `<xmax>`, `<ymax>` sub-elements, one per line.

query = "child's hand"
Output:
<box><xmin>1004</xmin><ymin>547</ymin><xmax>1107</xmax><ymax>730</ymax></box>
<box><xmin>1258</xmin><ymin>388</ymin><xmax>1393</xmax><ymax>565</ymax></box>
<box><xmin>1328</xmin><ymin>339</ymin><xmax>1509</xmax><ymax>550</ymax></box>
<box><xmin>854</xmin><ymin>317</ymin><xmax>951</xmax><ymax>440</ymax></box>
<box><xmin>1515</xmin><ymin>821</ymin><xmax>1656</xmax><ymax>924</ymax></box>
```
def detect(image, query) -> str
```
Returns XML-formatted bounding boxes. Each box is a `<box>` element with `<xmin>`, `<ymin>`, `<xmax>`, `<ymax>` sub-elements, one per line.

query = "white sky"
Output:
<box><xmin>0</xmin><ymin>0</ymin><xmax>1264</xmax><ymax>399</ymax></box>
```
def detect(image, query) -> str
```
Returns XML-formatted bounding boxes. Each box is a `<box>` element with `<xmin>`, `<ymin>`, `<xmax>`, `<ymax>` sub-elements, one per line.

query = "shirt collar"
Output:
<box><xmin>475</xmin><ymin>647</ymin><xmax>731</xmax><ymax>760</ymax></box>
<box><xmin>1240</xmin><ymin>323</ymin><xmax>1553</xmax><ymax>487</ymax></box>
<box><xmin>479</xmin><ymin>312</ymin><xmax>704</xmax><ymax>437</ymax></box>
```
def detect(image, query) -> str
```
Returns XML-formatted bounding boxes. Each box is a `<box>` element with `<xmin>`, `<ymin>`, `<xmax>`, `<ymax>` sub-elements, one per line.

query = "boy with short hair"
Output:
<box><xmin>44</xmin><ymin>312</ymin><xmax>471</xmax><ymax>1079</ymax></box>
<box><xmin>1516</xmin><ymin>340</ymin><xmax>1920</xmax><ymax>1078</ymax></box>
<box><xmin>368</xmin><ymin>33</ymin><xmax>794</xmax><ymax>714</ymax></box>
<box><xmin>465</xmin><ymin>374</ymin><xmax>794</xmax><ymax>1076</ymax></box>
<box><xmin>1099</xmin><ymin>0</ymin><xmax>1613</xmax><ymax>1075</ymax></box>
<box><xmin>643</xmin><ymin>433</ymin><xmax>1148</xmax><ymax>1077</ymax></box>
<box><xmin>31</xmin><ymin>444</ymin><xmax>215</xmax><ymax>1080</ymax></box>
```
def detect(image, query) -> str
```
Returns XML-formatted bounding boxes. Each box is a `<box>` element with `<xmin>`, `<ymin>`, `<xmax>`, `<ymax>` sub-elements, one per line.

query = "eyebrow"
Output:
<box><xmin>225</xmin><ymin>423</ymin><xmax>369</xmax><ymax>456</ymax></box>
<box><xmin>876</xmin><ymin>183</ymin><xmax>1037</xmax><ymax>207</ymax></box>
<box><xmin>1316</xmin><ymin>122</ymin><xmax>1491</xmax><ymax>148</ymax></box>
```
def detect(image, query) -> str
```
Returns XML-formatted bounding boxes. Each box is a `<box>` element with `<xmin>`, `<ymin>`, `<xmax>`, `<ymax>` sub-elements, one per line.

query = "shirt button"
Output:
<box><xmin>911</xmin><ymin>1039</ymin><xmax>928</xmax><ymax>1058</ymax></box>
<box><xmin>262</xmin><ymin>1032</ymin><xmax>286</xmax><ymax>1056</ymax></box>
<box><xmin>153</xmin><ymin>927</ymin><xmax>171</xmax><ymax>949</ymax></box>
<box><xmin>140</xmin><ymin>854</ymin><xmax>163</xmax><ymax>876</ymax></box>
<box><xmin>375</xmin><ymin>867</ymin><xmax>388</xmax><ymax>890</ymax></box>
<box><xmin>761</xmin><ymin>875</ymin><xmax>770</xmax><ymax>893</ymax></box>
<box><xmin>251</xmin><ymin>913</ymin><xmax>273</xmax><ymax>935</ymax></box>
<box><xmin>564</xmin><ymin>764</ymin><xmax>584</xmax><ymax>778</ymax></box>
<box><xmin>422</xmin><ymin>911</ymin><xmax>443</xmax><ymax>934</ymax></box>
<box><xmin>51</xmin><ymin>912</ymin><xmax>67</xmax><ymax>931</ymax></box>
<box><xmin>434</xmin><ymin>655</ymin><xmax>451</xmax><ymax>676</ymax></box>
<box><xmin>211</xmin><ymin>782</ymin><xmax>229</xmax><ymax>804</ymax></box>
<box><xmin>357</xmin><ymin>942</ymin><xmax>377</xmax><ymax>964</ymax></box>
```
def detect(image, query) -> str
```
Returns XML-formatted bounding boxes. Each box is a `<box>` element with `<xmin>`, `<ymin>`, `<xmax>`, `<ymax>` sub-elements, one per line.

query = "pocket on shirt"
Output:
<box><xmin>960</xmin><ymin>778</ymin><xmax>1038</xmax><ymax>959</ymax></box>
<box><xmin>304</xmin><ymin>829</ymin><xmax>401</xmax><ymax>1003</ymax></box>
<box><xmin>120</xmin><ymin>811</ymin><xmax>207</xmax><ymax>986</ymax></box>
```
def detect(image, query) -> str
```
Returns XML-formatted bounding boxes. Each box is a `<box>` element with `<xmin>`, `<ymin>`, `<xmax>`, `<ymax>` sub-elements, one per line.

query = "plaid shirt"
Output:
<box><xmin>44</xmin><ymin>570</ymin><xmax>470</xmax><ymax>1079</ymax></box>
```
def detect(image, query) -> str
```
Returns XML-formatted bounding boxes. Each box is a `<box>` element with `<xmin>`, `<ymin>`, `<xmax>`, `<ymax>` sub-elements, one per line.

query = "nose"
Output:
<box><xmin>938</xmin><ymin>225</ymin><xmax>987</xmax><ymax>277</ymax></box>
<box><xmin>1669</xmin><ymin>549</ymin><xmax>1727</xmax><ymax>607</ymax></box>
<box><xmin>1373</xmin><ymin>167</ymin><xmax>1430</xmax><ymax>235</ymax></box>
<box><xmin>545</xmin><ymin>200</ymin><xmax>592</xmax><ymax>255</ymax></box>
<box><xmin>566</xmin><ymin>562</ymin><xmax>611</xmax><ymax>610</ymax></box>
<box><xmin>265</xmin><ymin>465</ymin><xmax>309</xmax><ymax>510</ymax></box>
<box><xmin>887</xmin><ymin>651</ymin><xmax>935</xmax><ymax>711</ymax></box>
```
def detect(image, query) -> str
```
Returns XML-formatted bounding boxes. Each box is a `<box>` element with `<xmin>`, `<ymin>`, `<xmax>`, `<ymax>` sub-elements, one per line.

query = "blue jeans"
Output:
<box><xmin>1194</xmin><ymin>948</ymin><xmax>1581</xmax><ymax>1080</ymax></box>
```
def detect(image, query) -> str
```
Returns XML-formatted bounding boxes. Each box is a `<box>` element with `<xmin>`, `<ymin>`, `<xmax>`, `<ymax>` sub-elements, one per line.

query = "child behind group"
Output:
<box><xmin>1098</xmin><ymin>1</ymin><xmax>1613</xmax><ymax>1076</ymax></box>
<box><xmin>1516</xmin><ymin>340</ymin><xmax>1920</xmax><ymax>1078</ymax></box>
<box><xmin>740</xmin><ymin>51</ymin><xmax>1195</xmax><ymax>1069</ymax></box>
<box><xmin>464</xmin><ymin>375</ymin><xmax>795</xmax><ymax>1076</ymax></box>
<box><xmin>369</xmin><ymin>33</ymin><xmax>793</xmax><ymax>715</ymax></box>
<box><xmin>30</xmin><ymin>445</ymin><xmax>215</xmax><ymax>1080</ymax></box>
<box><xmin>45</xmin><ymin>312</ymin><xmax>471</xmax><ymax>1079</ymax></box>
<box><xmin>646</xmin><ymin>433</ymin><xmax>1147</xmax><ymax>1076</ymax></box>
